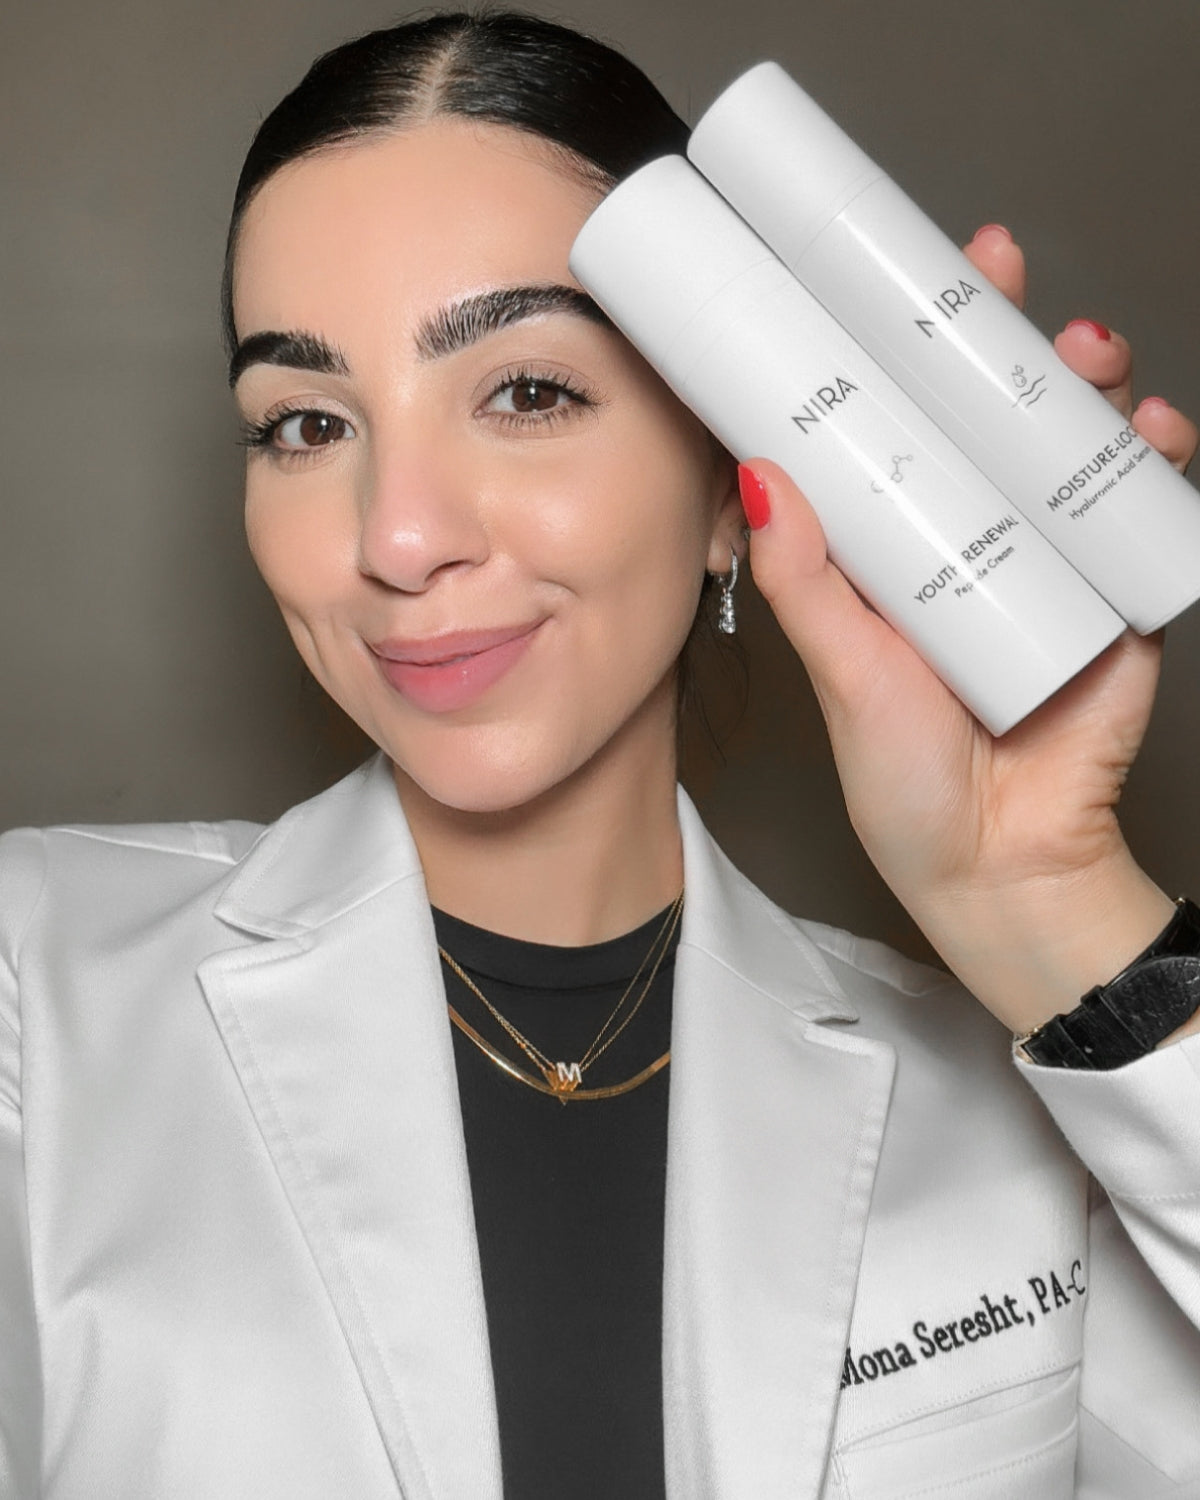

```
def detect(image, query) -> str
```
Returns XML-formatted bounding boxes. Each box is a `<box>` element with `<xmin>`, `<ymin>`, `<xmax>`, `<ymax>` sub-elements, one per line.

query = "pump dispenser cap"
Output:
<box><xmin>569</xmin><ymin>154</ymin><xmax>777</xmax><ymax>382</ymax></box>
<box><xmin>688</xmin><ymin>61</ymin><xmax>883</xmax><ymax>261</ymax></box>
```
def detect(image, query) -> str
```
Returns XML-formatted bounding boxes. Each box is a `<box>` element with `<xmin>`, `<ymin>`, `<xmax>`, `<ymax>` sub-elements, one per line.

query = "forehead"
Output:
<box><xmin>232</xmin><ymin>119</ymin><xmax>604</xmax><ymax>341</ymax></box>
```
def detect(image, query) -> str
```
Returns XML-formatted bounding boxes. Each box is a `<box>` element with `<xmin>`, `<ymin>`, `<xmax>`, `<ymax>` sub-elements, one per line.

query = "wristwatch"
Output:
<box><xmin>1019</xmin><ymin>897</ymin><xmax>1200</xmax><ymax>1069</ymax></box>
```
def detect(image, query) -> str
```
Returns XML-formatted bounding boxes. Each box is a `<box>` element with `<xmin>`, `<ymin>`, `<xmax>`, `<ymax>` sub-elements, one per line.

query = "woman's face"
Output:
<box><xmin>232</xmin><ymin>119</ymin><xmax>740</xmax><ymax>814</ymax></box>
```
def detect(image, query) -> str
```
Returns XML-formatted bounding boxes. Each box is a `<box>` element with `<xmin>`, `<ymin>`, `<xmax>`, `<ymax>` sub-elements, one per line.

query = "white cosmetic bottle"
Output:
<box><xmin>569</xmin><ymin>156</ymin><xmax>1123</xmax><ymax>735</ymax></box>
<box><xmin>688</xmin><ymin>62</ymin><xmax>1200</xmax><ymax>633</ymax></box>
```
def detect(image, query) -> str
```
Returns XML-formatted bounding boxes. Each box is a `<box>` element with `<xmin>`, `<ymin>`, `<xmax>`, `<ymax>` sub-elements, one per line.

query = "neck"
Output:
<box><xmin>394</xmin><ymin>698</ymin><xmax>684</xmax><ymax>947</ymax></box>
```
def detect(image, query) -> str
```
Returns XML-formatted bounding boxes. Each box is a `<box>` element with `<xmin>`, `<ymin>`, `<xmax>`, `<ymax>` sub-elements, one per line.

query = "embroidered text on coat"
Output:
<box><xmin>841</xmin><ymin>1260</ymin><xmax>1086</xmax><ymax>1389</ymax></box>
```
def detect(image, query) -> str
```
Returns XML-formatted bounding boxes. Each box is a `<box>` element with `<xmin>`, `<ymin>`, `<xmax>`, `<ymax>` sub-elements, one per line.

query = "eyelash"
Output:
<box><xmin>238</xmin><ymin>406</ymin><xmax>339</xmax><ymax>458</ymax></box>
<box><xmin>482</xmin><ymin>366</ymin><xmax>597</xmax><ymax>430</ymax></box>
<box><xmin>238</xmin><ymin>366</ymin><xmax>597</xmax><ymax>461</ymax></box>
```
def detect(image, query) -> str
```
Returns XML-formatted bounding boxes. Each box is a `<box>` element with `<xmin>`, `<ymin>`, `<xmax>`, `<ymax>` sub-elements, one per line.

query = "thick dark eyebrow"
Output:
<box><xmin>228</xmin><ymin>330</ymin><xmax>350</xmax><ymax>388</ymax></box>
<box><xmin>414</xmin><ymin>284</ymin><xmax>611</xmax><ymax>360</ymax></box>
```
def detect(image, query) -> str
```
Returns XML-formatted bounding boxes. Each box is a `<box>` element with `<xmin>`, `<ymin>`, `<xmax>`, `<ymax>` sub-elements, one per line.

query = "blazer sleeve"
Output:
<box><xmin>1017</xmin><ymin>1042</ymin><xmax>1200</xmax><ymax>1493</ymax></box>
<box><xmin>1017</xmin><ymin>1039</ymin><xmax>1200</xmax><ymax>1329</ymax></box>
<box><xmin>0</xmin><ymin>830</ymin><xmax>46</xmax><ymax>1499</ymax></box>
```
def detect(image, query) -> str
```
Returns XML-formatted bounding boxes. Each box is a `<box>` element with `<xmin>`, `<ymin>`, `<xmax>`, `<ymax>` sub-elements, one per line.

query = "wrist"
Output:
<box><xmin>917</xmin><ymin>853</ymin><xmax>1176</xmax><ymax>1035</ymax></box>
<box><xmin>1019</xmin><ymin>896</ymin><xmax>1200</xmax><ymax>1067</ymax></box>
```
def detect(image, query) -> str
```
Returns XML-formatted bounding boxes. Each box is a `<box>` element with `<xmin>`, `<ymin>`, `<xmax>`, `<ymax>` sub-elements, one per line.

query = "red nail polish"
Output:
<box><xmin>1066</xmin><ymin>318</ymin><xmax>1112</xmax><ymax>341</ymax></box>
<box><xmin>973</xmin><ymin>223</ymin><xmax>1012</xmax><ymax>241</ymax></box>
<box><xmin>738</xmin><ymin>464</ymin><xmax>771</xmax><ymax>530</ymax></box>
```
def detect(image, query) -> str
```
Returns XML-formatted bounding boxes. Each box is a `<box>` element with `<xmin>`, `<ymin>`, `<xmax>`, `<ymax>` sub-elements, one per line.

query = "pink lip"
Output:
<box><xmin>368</xmin><ymin>621</ymin><xmax>544</xmax><ymax>712</ymax></box>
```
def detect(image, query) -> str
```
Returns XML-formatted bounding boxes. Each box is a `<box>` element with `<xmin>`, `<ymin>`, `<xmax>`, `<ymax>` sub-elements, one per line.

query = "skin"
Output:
<box><xmin>231</xmin><ymin>118</ymin><xmax>1200</xmax><ymax>1040</ymax></box>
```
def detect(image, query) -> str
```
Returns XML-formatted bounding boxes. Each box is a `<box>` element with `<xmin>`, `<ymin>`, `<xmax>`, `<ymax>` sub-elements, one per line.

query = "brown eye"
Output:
<box><xmin>482</xmin><ymin>371</ymin><xmax>593</xmax><ymax>426</ymax></box>
<box><xmin>509</xmin><ymin>379</ymin><xmax>562</xmax><ymax>413</ymax></box>
<box><xmin>275</xmin><ymin>410</ymin><xmax>350</xmax><ymax>448</ymax></box>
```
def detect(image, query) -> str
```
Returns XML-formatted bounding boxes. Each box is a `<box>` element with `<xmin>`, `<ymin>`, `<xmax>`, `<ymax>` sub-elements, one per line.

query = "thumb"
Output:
<box><xmin>738</xmin><ymin>459</ymin><xmax>902</xmax><ymax>713</ymax></box>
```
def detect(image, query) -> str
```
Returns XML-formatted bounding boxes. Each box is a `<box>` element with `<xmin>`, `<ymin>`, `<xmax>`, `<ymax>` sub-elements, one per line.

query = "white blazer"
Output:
<box><xmin>2</xmin><ymin>755</ymin><xmax>1199</xmax><ymax>1499</ymax></box>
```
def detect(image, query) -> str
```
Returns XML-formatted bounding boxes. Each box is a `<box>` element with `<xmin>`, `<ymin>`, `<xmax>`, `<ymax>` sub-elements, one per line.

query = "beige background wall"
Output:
<box><xmin>4</xmin><ymin>0</ymin><xmax>1199</xmax><ymax>956</ymax></box>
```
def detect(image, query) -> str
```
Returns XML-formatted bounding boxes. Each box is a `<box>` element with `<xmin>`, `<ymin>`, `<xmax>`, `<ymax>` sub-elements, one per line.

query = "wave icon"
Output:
<box><xmin>1014</xmin><ymin>374</ymin><xmax>1047</xmax><ymax>408</ymax></box>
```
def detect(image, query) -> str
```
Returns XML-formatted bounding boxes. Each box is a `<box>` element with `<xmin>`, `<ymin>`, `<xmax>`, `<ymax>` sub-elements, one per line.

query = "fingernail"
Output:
<box><xmin>738</xmin><ymin>464</ymin><xmax>771</xmax><ymax>530</ymax></box>
<box><xmin>973</xmin><ymin>223</ymin><xmax>1012</xmax><ymax>242</ymax></box>
<box><xmin>1137</xmin><ymin>395</ymin><xmax>1169</xmax><ymax>411</ymax></box>
<box><xmin>1066</xmin><ymin>318</ymin><xmax>1112</xmax><ymax>341</ymax></box>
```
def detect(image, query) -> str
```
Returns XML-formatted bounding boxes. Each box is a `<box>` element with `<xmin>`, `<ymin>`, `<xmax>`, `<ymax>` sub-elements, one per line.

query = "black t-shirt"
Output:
<box><xmin>433</xmin><ymin>903</ymin><xmax>678</xmax><ymax>1500</ymax></box>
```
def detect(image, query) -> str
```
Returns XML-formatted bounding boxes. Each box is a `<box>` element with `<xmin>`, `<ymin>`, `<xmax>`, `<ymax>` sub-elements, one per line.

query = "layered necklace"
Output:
<box><xmin>439</xmin><ymin>889</ymin><xmax>684</xmax><ymax>1103</ymax></box>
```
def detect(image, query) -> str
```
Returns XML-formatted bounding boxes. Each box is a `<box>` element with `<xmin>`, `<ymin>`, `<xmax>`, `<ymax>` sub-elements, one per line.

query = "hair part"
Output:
<box><xmin>221</xmin><ymin>8</ymin><xmax>690</xmax><ymax>353</ymax></box>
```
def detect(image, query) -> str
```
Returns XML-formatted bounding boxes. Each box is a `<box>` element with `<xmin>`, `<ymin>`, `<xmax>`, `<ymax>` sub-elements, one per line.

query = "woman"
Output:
<box><xmin>2</xmin><ymin>11</ymin><xmax>1199</xmax><ymax>1497</ymax></box>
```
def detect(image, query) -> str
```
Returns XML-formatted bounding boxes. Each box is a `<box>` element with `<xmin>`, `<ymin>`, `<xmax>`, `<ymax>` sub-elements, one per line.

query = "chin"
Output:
<box><xmin>387</xmin><ymin>726</ymin><xmax>597</xmax><ymax>820</ymax></box>
<box><xmin>353</xmin><ymin>668</ymin><xmax>676</xmax><ymax>821</ymax></box>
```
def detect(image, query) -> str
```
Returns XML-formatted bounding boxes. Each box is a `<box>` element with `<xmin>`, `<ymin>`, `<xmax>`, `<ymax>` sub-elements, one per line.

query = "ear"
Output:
<box><xmin>705</xmin><ymin>450</ymin><xmax>747</xmax><ymax>576</ymax></box>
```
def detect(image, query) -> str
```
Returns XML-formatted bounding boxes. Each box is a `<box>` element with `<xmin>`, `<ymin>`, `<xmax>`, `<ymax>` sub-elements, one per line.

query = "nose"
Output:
<box><xmin>355</xmin><ymin>439</ymin><xmax>490</xmax><ymax>593</ymax></box>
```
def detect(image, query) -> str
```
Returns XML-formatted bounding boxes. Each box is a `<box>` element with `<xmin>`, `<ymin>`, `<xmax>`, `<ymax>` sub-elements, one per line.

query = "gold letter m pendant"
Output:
<box><xmin>546</xmin><ymin>1060</ymin><xmax>583</xmax><ymax>1095</ymax></box>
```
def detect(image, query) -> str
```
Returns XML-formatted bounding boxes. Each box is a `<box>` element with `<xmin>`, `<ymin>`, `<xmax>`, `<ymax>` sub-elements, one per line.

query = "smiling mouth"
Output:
<box><xmin>370</xmin><ymin>621</ymin><xmax>543</xmax><ymax>667</ymax></box>
<box><xmin>368</xmin><ymin>620</ymin><xmax>545</xmax><ymax>711</ymax></box>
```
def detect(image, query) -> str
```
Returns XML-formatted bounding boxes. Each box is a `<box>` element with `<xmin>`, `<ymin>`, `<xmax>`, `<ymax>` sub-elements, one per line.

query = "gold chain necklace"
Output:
<box><xmin>439</xmin><ymin>889</ymin><xmax>683</xmax><ymax>1103</ymax></box>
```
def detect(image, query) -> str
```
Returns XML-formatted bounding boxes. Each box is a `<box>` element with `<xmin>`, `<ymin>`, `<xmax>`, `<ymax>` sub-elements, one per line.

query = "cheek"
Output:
<box><xmin>535</xmin><ymin>441</ymin><xmax>715</xmax><ymax>703</ymax></box>
<box><xmin>597</xmin><ymin>427</ymin><xmax>720</xmax><ymax>629</ymax></box>
<box><xmin>513</xmin><ymin>409</ymin><xmax>718</xmax><ymax>593</ymax></box>
<box><xmin>244</xmin><ymin>478</ymin><xmax>356</xmax><ymax>621</ymax></box>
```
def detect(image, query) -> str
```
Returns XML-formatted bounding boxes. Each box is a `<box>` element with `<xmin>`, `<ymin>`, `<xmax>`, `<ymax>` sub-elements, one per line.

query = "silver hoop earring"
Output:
<box><xmin>717</xmin><ymin>552</ymin><xmax>739</xmax><ymax>636</ymax></box>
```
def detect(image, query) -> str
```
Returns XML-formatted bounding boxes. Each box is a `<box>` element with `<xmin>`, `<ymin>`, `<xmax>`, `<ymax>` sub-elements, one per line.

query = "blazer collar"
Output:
<box><xmin>213</xmin><ymin>755</ymin><xmax>424</xmax><ymax>938</ymax></box>
<box><xmin>675</xmin><ymin>791</ymin><xmax>858</xmax><ymax>1026</ymax></box>
<box><xmin>213</xmin><ymin>750</ymin><xmax>864</xmax><ymax>1032</ymax></box>
<box><xmin>214</xmin><ymin>752</ymin><xmax>860</xmax><ymax>1029</ymax></box>
<box><xmin>202</xmin><ymin>757</ymin><xmax>893</xmax><ymax>1500</ymax></box>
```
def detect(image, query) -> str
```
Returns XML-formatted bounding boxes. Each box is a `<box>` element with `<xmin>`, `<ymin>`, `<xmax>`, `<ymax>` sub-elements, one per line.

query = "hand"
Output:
<box><xmin>742</xmin><ymin>226</ymin><xmax>1200</xmax><ymax>1034</ymax></box>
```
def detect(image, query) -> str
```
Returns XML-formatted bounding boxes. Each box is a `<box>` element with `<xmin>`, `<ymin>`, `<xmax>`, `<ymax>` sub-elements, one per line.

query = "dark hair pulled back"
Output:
<box><xmin>221</xmin><ymin>8</ymin><xmax>690</xmax><ymax>351</ymax></box>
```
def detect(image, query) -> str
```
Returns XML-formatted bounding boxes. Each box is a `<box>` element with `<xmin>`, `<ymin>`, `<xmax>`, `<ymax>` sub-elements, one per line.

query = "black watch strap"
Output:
<box><xmin>1020</xmin><ymin>897</ymin><xmax>1200</xmax><ymax>1070</ymax></box>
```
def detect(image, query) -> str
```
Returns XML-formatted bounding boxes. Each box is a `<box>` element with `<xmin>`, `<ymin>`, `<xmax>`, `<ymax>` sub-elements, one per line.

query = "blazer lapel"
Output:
<box><xmin>197</xmin><ymin>757</ymin><xmax>502</xmax><ymax>1500</ymax></box>
<box><xmin>664</xmin><ymin>794</ymin><xmax>896</xmax><ymax>1500</ymax></box>
<box><xmin>196</xmin><ymin>759</ymin><xmax>894</xmax><ymax>1500</ymax></box>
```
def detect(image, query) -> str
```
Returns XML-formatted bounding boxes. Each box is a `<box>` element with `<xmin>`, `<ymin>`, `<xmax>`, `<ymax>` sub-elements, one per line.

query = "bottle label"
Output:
<box><xmin>791</xmin><ymin>376</ymin><xmax>861</xmax><ymax>432</ymax></box>
<box><xmin>793</xmin><ymin>175</ymin><xmax>1200</xmax><ymax>626</ymax></box>
<box><xmin>1044</xmin><ymin>423</ymin><xmax>1152</xmax><ymax>517</ymax></box>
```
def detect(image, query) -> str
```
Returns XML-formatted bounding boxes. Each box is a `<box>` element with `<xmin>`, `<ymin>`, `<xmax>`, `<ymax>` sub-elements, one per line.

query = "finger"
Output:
<box><xmin>738</xmin><ymin>460</ymin><xmax>908</xmax><ymax>711</ymax></box>
<box><xmin>1053</xmin><ymin>321</ymin><xmax>1133</xmax><ymax>416</ymax></box>
<box><xmin>1132</xmin><ymin>395</ymin><xmax>1199</xmax><ymax>475</ymax></box>
<box><xmin>963</xmin><ymin>225</ymin><xmax>1025</xmax><ymax>309</ymax></box>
